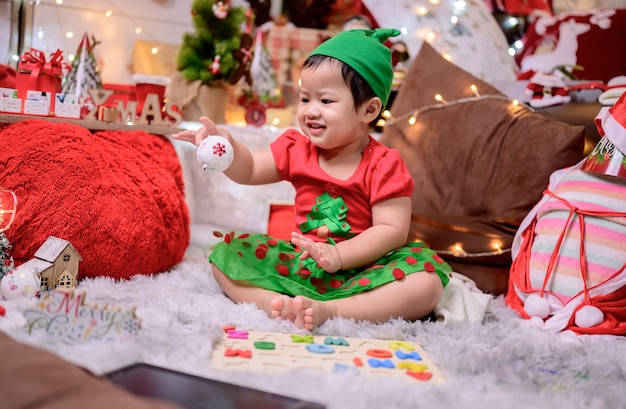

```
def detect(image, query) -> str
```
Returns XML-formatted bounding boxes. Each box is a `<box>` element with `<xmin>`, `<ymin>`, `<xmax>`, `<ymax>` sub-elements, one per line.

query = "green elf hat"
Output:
<box><xmin>309</xmin><ymin>28</ymin><xmax>401</xmax><ymax>107</ymax></box>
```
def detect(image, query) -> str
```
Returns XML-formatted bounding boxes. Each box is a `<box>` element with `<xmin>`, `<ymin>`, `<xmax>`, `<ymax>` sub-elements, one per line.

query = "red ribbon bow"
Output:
<box><xmin>20</xmin><ymin>48</ymin><xmax>69</xmax><ymax>78</ymax></box>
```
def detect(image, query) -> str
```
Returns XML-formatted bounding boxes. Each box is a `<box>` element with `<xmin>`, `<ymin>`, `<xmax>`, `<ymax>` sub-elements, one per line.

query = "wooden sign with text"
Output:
<box><xmin>86</xmin><ymin>89</ymin><xmax>182</xmax><ymax>127</ymax></box>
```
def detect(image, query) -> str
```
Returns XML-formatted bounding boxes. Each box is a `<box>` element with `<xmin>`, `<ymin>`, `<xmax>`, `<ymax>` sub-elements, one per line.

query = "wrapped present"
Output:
<box><xmin>266</xmin><ymin>26</ymin><xmax>334</xmax><ymax>88</ymax></box>
<box><xmin>16</xmin><ymin>48</ymin><xmax>68</xmax><ymax>115</ymax></box>
<box><xmin>97</xmin><ymin>105</ymin><xmax>119</xmax><ymax>122</ymax></box>
<box><xmin>582</xmin><ymin>96</ymin><xmax>626</xmax><ymax>178</ymax></box>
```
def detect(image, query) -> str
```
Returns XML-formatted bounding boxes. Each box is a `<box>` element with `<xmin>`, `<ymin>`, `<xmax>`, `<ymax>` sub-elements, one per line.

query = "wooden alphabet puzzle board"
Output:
<box><xmin>211</xmin><ymin>328</ymin><xmax>446</xmax><ymax>384</ymax></box>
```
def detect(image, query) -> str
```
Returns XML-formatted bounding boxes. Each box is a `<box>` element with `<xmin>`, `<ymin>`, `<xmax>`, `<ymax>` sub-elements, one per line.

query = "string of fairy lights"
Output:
<box><xmin>438</xmin><ymin>244</ymin><xmax>511</xmax><ymax>258</ymax></box>
<box><xmin>379</xmin><ymin>84</ymin><xmax>533</xmax><ymax>128</ymax></box>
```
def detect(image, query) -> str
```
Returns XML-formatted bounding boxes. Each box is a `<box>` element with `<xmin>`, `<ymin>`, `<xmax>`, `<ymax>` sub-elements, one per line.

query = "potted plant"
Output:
<box><xmin>177</xmin><ymin>0</ymin><xmax>252</xmax><ymax>123</ymax></box>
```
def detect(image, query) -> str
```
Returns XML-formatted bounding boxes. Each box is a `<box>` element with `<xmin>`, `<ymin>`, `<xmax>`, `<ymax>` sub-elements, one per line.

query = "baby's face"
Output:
<box><xmin>296</xmin><ymin>61</ymin><xmax>366</xmax><ymax>151</ymax></box>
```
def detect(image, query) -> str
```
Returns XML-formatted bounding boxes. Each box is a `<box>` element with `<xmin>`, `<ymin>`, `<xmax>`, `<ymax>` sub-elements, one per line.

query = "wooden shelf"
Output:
<box><xmin>0</xmin><ymin>113</ymin><xmax>185</xmax><ymax>135</ymax></box>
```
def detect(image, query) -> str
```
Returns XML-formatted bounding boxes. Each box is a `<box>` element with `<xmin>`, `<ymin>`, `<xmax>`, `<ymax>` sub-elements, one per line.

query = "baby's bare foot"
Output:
<box><xmin>269</xmin><ymin>295</ymin><xmax>296</xmax><ymax>322</ymax></box>
<box><xmin>292</xmin><ymin>296</ymin><xmax>334</xmax><ymax>331</ymax></box>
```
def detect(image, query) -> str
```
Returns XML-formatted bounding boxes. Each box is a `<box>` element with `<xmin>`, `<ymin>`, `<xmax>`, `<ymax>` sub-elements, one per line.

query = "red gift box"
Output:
<box><xmin>16</xmin><ymin>48</ymin><xmax>67</xmax><ymax>115</ymax></box>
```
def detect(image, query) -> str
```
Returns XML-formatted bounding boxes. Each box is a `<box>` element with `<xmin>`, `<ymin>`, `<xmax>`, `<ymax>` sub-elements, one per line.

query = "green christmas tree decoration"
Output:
<box><xmin>300</xmin><ymin>192</ymin><xmax>353</xmax><ymax>239</ymax></box>
<box><xmin>177</xmin><ymin>0</ymin><xmax>249</xmax><ymax>86</ymax></box>
<box><xmin>0</xmin><ymin>233</ymin><xmax>14</xmax><ymax>281</ymax></box>
<box><xmin>61</xmin><ymin>32</ymin><xmax>103</xmax><ymax>99</ymax></box>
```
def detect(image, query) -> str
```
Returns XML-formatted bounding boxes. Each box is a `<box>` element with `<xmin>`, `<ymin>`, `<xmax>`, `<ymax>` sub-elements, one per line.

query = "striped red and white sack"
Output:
<box><xmin>506</xmin><ymin>93</ymin><xmax>626</xmax><ymax>335</ymax></box>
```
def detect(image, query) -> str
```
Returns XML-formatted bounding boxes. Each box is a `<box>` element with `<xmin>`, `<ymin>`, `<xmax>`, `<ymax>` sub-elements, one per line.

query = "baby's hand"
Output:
<box><xmin>171</xmin><ymin>117</ymin><xmax>223</xmax><ymax>146</ymax></box>
<box><xmin>291</xmin><ymin>232</ymin><xmax>342</xmax><ymax>273</ymax></box>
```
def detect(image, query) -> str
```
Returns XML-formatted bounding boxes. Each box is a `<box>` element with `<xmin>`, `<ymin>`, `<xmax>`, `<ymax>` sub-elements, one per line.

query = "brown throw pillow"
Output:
<box><xmin>380</xmin><ymin>42</ymin><xmax>586</xmax><ymax>294</ymax></box>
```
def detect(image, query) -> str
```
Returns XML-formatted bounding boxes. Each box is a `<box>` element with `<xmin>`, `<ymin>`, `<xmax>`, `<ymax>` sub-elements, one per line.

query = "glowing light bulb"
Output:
<box><xmin>151</xmin><ymin>47</ymin><xmax>159</xmax><ymax>55</ymax></box>
<box><xmin>105</xmin><ymin>10</ymin><xmax>113</xmax><ymax>17</ymax></box>
<box><xmin>451</xmin><ymin>244</ymin><xmax>467</xmax><ymax>257</ymax></box>
<box><xmin>382</xmin><ymin>110</ymin><xmax>391</xmax><ymax>119</ymax></box>
<box><xmin>408</xmin><ymin>115</ymin><xmax>417</xmax><ymax>125</ymax></box>
<box><xmin>470</xmin><ymin>84</ymin><xmax>480</xmax><ymax>97</ymax></box>
<box><xmin>65</xmin><ymin>32</ymin><xmax>74</xmax><ymax>39</ymax></box>
<box><xmin>491</xmin><ymin>240</ymin><xmax>503</xmax><ymax>254</ymax></box>
<box><xmin>135</xmin><ymin>27</ymin><xmax>143</xmax><ymax>34</ymax></box>
<box><xmin>434</xmin><ymin>94</ymin><xmax>447</xmax><ymax>104</ymax></box>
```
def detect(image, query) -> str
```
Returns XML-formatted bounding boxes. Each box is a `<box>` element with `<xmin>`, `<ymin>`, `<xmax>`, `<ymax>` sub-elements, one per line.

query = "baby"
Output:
<box><xmin>173</xmin><ymin>28</ymin><xmax>451</xmax><ymax>331</ymax></box>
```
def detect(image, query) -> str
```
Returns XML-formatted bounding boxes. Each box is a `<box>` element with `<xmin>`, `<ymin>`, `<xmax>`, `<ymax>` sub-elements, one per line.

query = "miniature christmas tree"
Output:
<box><xmin>177</xmin><ymin>0</ymin><xmax>249</xmax><ymax>86</ymax></box>
<box><xmin>249</xmin><ymin>30</ymin><xmax>280</xmax><ymax>104</ymax></box>
<box><xmin>237</xmin><ymin>29</ymin><xmax>282</xmax><ymax>113</ymax></box>
<box><xmin>0</xmin><ymin>232</ymin><xmax>13</xmax><ymax>281</ymax></box>
<box><xmin>61</xmin><ymin>33</ymin><xmax>103</xmax><ymax>100</ymax></box>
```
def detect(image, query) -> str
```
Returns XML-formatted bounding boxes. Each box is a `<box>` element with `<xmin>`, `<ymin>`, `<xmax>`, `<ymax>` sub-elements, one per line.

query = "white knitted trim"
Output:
<box><xmin>132</xmin><ymin>74</ymin><xmax>172</xmax><ymax>86</ymax></box>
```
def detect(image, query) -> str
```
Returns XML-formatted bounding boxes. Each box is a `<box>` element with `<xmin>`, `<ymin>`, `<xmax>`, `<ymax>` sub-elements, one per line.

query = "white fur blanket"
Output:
<box><xmin>1</xmin><ymin>245</ymin><xmax>625</xmax><ymax>409</ymax></box>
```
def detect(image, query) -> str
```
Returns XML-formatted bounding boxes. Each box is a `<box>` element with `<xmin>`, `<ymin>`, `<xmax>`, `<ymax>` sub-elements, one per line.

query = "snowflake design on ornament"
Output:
<box><xmin>213</xmin><ymin>142</ymin><xmax>227</xmax><ymax>157</ymax></box>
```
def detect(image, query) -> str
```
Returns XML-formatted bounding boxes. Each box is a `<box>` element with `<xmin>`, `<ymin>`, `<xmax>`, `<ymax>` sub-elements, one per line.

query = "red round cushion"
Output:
<box><xmin>0</xmin><ymin>120</ymin><xmax>189</xmax><ymax>280</ymax></box>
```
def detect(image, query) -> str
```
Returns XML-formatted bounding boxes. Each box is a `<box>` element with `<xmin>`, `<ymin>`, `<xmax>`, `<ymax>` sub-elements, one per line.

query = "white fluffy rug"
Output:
<box><xmin>1</xmin><ymin>245</ymin><xmax>626</xmax><ymax>409</ymax></box>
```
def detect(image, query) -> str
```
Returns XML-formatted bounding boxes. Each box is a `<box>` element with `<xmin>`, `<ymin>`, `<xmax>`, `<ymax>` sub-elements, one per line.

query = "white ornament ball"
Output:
<box><xmin>0</xmin><ymin>267</ymin><xmax>41</xmax><ymax>300</ymax></box>
<box><xmin>523</xmin><ymin>293</ymin><xmax>551</xmax><ymax>319</ymax></box>
<box><xmin>197</xmin><ymin>135</ymin><xmax>234</xmax><ymax>173</ymax></box>
<box><xmin>574</xmin><ymin>305</ymin><xmax>604</xmax><ymax>328</ymax></box>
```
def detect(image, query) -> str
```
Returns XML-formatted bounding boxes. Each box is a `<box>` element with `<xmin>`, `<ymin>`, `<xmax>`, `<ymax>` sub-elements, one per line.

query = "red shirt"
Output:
<box><xmin>271</xmin><ymin>129</ymin><xmax>414</xmax><ymax>242</ymax></box>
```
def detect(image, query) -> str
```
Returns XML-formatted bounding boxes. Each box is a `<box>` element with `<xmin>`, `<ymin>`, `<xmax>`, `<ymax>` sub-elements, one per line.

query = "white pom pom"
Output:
<box><xmin>523</xmin><ymin>293</ymin><xmax>551</xmax><ymax>319</ymax></box>
<box><xmin>197</xmin><ymin>135</ymin><xmax>234</xmax><ymax>173</ymax></box>
<box><xmin>527</xmin><ymin>316</ymin><xmax>546</xmax><ymax>328</ymax></box>
<box><xmin>574</xmin><ymin>305</ymin><xmax>604</xmax><ymax>328</ymax></box>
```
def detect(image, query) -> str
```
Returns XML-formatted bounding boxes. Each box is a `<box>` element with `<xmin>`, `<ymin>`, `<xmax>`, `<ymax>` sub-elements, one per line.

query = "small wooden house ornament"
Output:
<box><xmin>20</xmin><ymin>236</ymin><xmax>82</xmax><ymax>292</ymax></box>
